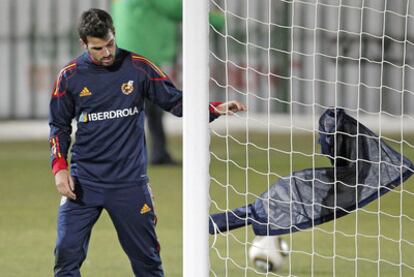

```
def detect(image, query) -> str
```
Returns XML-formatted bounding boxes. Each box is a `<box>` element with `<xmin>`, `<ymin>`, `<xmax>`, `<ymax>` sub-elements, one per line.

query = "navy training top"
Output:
<box><xmin>49</xmin><ymin>48</ymin><xmax>219</xmax><ymax>188</ymax></box>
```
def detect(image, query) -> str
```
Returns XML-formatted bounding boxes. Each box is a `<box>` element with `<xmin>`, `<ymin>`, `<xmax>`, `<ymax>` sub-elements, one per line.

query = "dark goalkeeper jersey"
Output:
<box><xmin>49</xmin><ymin>48</ymin><xmax>219</xmax><ymax>188</ymax></box>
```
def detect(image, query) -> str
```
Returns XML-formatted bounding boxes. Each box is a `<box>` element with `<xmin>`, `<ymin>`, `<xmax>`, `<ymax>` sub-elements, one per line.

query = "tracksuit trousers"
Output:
<box><xmin>54</xmin><ymin>181</ymin><xmax>163</xmax><ymax>277</ymax></box>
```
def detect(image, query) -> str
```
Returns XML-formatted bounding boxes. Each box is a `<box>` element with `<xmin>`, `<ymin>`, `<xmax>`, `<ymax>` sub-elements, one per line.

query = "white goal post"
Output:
<box><xmin>183</xmin><ymin>0</ymin><xmax>210</xmax><ymax>276</ymax></box>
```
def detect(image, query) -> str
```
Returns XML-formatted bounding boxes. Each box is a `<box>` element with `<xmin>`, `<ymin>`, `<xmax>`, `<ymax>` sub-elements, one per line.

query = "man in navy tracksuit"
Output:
<box><xmin>49</xmin><ymin>9</ymin><xmax>245</xmax><ymax>277</ymax></box>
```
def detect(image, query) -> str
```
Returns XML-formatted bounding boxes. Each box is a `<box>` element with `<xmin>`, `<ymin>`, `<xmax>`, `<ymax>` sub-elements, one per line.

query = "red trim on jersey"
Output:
<box><xmin>55</xmin><ymin>136</ymin><xmax>62</xmax><ymax>158</ymax></box>
<box><xmin>51</xmin><ymin>80</ymin><xmax>63</xmax><ymax>98</ymax></box>
<box><xmin>50</xmin><ymin>137</ymin><xmax>63</xmax><ymax>159</ymax></box>
<box><xmin>209</xmin><ymin>102</ymin><xmax>222</xmax><ymax>115</ymax></box>
<box><xmin>131</xmin><ymin>55</ymin><xmax>167</xmax><ymax>78</ymax></box>
<box><xmin>52</xmin><ymin>157</ymin><xmax>68</xmax><ymax>175</ymax></box>
<box><xmin>52</xmin><ymin>63</ymin><xmax>76</xmax><ymax>98</ymax></box>
<box><xmin>150</xmin><ymin>77</ymin><xmax>168</xmax><ymax>81</ymax></box>
<box><xmin>52</xmin><ymin>90</ymin><xmax>66</xmax><ymax>98</ymax></box>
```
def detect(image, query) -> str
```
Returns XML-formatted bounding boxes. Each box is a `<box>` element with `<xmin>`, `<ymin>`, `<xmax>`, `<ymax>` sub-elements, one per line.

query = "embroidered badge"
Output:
<box><xmin>121</xmin><ymin>80</ymin><xmax>134</xmax><ymax>95</ymax></box>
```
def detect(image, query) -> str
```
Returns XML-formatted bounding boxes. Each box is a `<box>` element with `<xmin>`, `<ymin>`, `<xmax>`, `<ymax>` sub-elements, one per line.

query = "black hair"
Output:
<box><xmin>78</xmin><ymin>9</ymin><xmax>115</xmax><ymax>44</ymax></box>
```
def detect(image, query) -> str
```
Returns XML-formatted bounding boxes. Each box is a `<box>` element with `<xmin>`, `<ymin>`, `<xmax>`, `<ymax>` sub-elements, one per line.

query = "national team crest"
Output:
<box><xmin>121</xmin><ymin>80</ymin><xmax>134</xmax><ymax>95</ymax></box>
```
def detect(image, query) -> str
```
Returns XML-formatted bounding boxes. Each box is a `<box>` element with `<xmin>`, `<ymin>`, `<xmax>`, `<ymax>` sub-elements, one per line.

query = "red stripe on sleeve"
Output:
<box><xmin>150</xmin><ymin>77</ymin><xmax>168</xmax><ymax>81</ymax></box>
<box><xmin>55</xmin><ymin>136</ymin><xmax>62</xmax><ymax>158</ymax></box>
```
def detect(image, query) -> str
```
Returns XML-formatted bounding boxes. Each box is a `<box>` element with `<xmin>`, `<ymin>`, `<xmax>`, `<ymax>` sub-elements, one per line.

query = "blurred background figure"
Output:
<box><xmin>112</xmin><ymin>0</ymin><xmax>224</xmax><ymax>165</ymax></box>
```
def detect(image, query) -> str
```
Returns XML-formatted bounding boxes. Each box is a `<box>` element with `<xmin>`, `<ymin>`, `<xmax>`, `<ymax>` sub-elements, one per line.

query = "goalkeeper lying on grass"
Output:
<box><xmin>209</xmin><ymin>108</ymin><xmax>414</xmax><ymax>235</ymax></box>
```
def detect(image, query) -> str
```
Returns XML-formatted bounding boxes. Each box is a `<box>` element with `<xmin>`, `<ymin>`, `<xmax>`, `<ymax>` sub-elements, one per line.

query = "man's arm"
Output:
<box><xmin>49</xmin><ymin>68</ymin><xmax>76</xmax><ymax>200</ymax></box>
<box><xmin>210</xmin><ymin>101</ymin><xmax>247</xmax><ymax>115</ymax></box>
<box><xmin>141</xmin><ymin>62</ymin><xmax>246</xmax><ymax>120</ymax></box>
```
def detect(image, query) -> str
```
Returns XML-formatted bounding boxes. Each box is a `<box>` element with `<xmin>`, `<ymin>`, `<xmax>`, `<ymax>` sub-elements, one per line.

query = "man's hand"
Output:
<box><xmin>214</xmin><ymin>100</ymin><xmax>247</xmax><ymax>115</ymax></box>
<box><xmin>55</xmin><ymin>169</ymin><xmax>76</xmax><ymax>200</ymax></box>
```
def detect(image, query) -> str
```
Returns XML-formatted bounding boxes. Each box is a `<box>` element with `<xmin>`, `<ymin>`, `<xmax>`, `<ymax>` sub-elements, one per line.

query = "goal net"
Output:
<box><xmin>207</xmin><ymin>0</ymin><xmax>414</xmax><ymax>276</ymax></box>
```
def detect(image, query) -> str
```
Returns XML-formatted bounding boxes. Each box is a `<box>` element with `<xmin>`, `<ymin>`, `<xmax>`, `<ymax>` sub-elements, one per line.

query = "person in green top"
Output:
<box><xmin>112</xmin><ymin>0</ymin><xmax>224</xmax><ymax>165</ymax></box>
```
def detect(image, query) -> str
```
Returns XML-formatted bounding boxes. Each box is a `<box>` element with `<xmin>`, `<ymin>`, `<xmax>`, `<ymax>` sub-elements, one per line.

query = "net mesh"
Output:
<box><xmin>208</xmin><ymin>0</ymin><xmax>414</xmax><ymax>276</ymax></box>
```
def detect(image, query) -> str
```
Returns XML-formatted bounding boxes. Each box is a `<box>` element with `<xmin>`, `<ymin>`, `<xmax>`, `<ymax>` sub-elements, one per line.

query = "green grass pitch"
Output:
<box><xmin>0</xmin><ymin>132</ymin><xmax>413</xmax><ymax>276</ymax></box>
